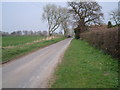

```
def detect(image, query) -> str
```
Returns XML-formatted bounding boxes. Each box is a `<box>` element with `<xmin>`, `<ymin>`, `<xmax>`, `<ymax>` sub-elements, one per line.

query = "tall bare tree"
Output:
<box><xmin>42</xmin><ymin>4</ymin><xmax>61</xmax><ymax>36</ymax></box>
<box><xmin>60</xmin><ymin>7</ymin><xmax>70</xmax><ymax>36</ymax></box>
<box><xmin>68</xmin><ymin>1</ymin><xmax>104</xmax><ymax>38</ymax></box>
<box><xmin>42</xmin><ymin>4</ymin><xmax>70</xmax><ymax>36</ymax></box>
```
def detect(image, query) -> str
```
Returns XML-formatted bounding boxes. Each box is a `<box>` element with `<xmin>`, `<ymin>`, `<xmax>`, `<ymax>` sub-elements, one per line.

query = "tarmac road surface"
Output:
<box><xmin>2</xmin><ymin>38</ymin><xmax>72</xmax><ymax>88</ymax></box>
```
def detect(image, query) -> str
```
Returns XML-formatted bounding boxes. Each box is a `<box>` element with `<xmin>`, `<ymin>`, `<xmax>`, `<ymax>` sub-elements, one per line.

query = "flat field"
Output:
<box><xmin>1</xmin><ymin>36</ymin><xmax>65</xmax><ymax>63</ymax></box>
<box><xmin>2</xmin><ymin>35</ymin><xmax>44</xmax><ymax>47</ymax></box>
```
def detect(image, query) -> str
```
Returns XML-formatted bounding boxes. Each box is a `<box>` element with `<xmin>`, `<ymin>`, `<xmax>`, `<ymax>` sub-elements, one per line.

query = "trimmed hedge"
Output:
<box><xmin>81</xmin><ymin>27</ymin><xmax>120</xmax><ymax>59</ymax></box>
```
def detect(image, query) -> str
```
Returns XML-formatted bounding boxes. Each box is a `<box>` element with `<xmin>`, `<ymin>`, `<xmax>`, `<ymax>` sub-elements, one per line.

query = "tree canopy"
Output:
<box><xmin>68</xmin><ymin>1</ymin><xmax>104</xmax><ymax>39</ymax></box>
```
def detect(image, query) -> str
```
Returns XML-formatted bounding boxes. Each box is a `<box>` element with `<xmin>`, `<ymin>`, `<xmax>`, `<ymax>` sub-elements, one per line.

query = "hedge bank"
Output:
<box><xmin>81</xmin><ymin>27</ymin><xmax>120</xmax><ymax>59</ymax></box>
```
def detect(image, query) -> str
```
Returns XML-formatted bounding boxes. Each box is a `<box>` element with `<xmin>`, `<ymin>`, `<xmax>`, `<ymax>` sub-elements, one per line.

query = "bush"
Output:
<box><xmin>107</xmin><ymin>21</ymin><xmax>112</xmax><ymax>28</ymax></box>
<box><xmin>81</xmin><ymin>27</ymin><xmax>120</xmax><ymax>59</ymax></box>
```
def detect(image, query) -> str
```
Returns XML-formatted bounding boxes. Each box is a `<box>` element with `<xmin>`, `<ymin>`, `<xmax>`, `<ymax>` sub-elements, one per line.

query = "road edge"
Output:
<box><xmin>47</xmin><ymin>38</ymin><xmax>73</xmax><ymax>88</ymax></box>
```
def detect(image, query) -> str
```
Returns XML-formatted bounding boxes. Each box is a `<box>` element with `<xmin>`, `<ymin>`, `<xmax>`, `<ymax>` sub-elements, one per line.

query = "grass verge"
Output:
<box><xmin>2</xmin><ymin>37</ymin><xmax>65</xmax><ymax>63</ymax></box>
<box><xmin>51</xmin><ymin>39</ymin><xmax>118</xmax><ymax>88</ymax></box>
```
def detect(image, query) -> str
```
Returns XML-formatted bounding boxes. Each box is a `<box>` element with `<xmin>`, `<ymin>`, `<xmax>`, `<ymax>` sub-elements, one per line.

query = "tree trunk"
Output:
<box><xmin>49</xmin><ymin>31</ymin><xmax>52</xmax><ymax>36</ymax></box>
<box><xmin>79</xmin><ymin>21</ymin><xmax>86</xmax><ymax>33</ymax></box>
<box><xmin>74</xmin><ymin>26</ymin><xmax>80</xmax><ymax>39</ymax></box>
<box><xmin>64</xmin><ymin>29</ymin><xmax>68</xmax><ymax>37</ymax></box>
<box><xmin>74</xmin><ymin>21</ymin><xmax>87</xmax><ymax>39</ymax></box>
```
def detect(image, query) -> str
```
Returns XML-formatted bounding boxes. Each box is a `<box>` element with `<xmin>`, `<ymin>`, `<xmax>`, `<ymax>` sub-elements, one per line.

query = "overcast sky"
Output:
<box><xmin>1</xmin><ymin>1</ymin><xmax>118</xmax><ymax>33</ymax></box>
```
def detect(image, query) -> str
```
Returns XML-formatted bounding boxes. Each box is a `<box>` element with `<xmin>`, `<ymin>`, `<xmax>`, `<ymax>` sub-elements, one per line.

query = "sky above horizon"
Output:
<box><xmin>1</xmin><ymin>1</ymin><xmax>118</xmax><ymax>33</ymax></box>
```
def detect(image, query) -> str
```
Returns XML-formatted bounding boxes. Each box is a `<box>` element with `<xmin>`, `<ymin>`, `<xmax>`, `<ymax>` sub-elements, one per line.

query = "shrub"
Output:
<box><xmin>81</xmin><ymin>27</ymin><xmax>119</xmax><ymax>59</ymax></box>
<box><xmin>107</xmin><ymin>21</ymin><xmax>112</xmax><ymax>28</ymax></box>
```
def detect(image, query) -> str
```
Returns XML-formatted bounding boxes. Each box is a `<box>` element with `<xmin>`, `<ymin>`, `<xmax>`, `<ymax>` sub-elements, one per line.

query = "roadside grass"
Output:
<box><xmin>2</xmin><ymin>37</ymin><xmax>65</xmax><ymax>63</ymax></box>
<box><xmin>51</xmin><ymin>39</ymin><xmax>118</xmax><ymax>88</ymax></box>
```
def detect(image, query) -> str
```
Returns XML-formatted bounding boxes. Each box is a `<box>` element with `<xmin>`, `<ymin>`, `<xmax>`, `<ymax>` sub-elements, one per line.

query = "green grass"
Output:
<box><xmin>51</xmin><ymin>39</ymin><xmax>118</xmax><ymax>88</ymax></box>
<box><xmin>2</xmin><ymin>37</ymin><xmax>65</xmax><ymax>63</ymax></box>
<box><xmin>2</xmin><ymin>35</ymin><xmax>44</xmax><ymax>47</ymax></box>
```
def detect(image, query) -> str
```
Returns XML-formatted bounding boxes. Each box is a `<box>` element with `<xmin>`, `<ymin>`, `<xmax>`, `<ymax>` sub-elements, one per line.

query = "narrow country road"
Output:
<box><xmin>2</xmin><ymin>38</ymin><xmax>72</xmax><ymax>88</ymax></box>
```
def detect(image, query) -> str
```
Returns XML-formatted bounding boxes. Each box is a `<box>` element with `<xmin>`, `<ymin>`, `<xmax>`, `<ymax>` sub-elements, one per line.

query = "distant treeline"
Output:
<box><xmin>1</xmin><ymin>30</ymin><xmax>63</xmax><ymax>36</ymax></box>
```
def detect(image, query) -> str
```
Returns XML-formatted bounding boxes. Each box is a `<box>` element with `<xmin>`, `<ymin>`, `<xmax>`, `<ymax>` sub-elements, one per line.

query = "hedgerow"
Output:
<box><xmin>81</xmin><ymin>27</ymin><xmax>120</xmax><ymax>59</ymax></box>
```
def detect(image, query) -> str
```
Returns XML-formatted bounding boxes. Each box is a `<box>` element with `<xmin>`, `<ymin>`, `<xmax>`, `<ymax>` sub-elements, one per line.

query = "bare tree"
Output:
<box><xmin>42</xmin><ymin>4</ymin><xmax>70</xmax><ymax>36</ymax></box>
<box><xmin>59</xmin><ymin>7</ymin><xmax>70</xmax><ymax>36</ymax></box>
<box><xmin>109</xmin><ymin>9</ymin><xmax>120</xmax><ymax>25</ymax></box>
<box><xmin>61</xmin><ymin>21</ymin><xmax>69</xmax><ymax>36</ymax></box>
<box><xmin>2</xmin><ymin>31</ymin><xmax>9</xmax><ymax>36</ymax></box>
<box><xmin>42</xmin><ymin>4</ymin><xmax>62</xmax><ymax>36</ymax></box>
<box><xmin>68</xmin><ymin>1</ymin><xmax>104</xmax><ymax>38</ymax></box>
<box><xmin>16</xmin><ymin>31</ymin><xmax>22</xmax><ymax>36</ymax></box>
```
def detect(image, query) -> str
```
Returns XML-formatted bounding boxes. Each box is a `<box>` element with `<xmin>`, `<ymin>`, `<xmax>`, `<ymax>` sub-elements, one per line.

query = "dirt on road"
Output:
<box><xmin>2</xmin><ymin>38</ymin><xmax>72</xmax><ymax>88</ymax></box>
